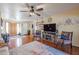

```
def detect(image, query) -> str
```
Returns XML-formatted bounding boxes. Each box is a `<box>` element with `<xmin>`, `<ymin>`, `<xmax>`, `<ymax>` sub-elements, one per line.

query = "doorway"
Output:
<box><xmin>8</xmin><ymin>23</ymin><xmax>17</xmax><ymax>36</ymax></box>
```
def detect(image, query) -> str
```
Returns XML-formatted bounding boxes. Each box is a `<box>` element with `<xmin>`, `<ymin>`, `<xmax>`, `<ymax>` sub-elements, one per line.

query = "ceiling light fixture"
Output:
<box><xmin>30</xmin><ymin>12</ymin><xmax>35</xmax><ymax>15</ymax></box>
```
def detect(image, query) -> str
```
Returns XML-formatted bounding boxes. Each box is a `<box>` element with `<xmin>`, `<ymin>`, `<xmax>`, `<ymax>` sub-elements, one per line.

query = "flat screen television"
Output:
<box><xmin>44</xmin><ymin>24</ymin><xmax>56</xmax><ymax>32</ymax></box>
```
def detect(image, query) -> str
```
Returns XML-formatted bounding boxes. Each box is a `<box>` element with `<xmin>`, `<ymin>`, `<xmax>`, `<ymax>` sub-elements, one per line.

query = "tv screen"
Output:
<box><xmin>44</xmin><ymin>24</ymin><xmax>56</xmax><ymax>32</ymax></box>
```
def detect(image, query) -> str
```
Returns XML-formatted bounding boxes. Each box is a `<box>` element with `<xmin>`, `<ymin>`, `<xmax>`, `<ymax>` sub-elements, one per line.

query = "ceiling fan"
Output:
<box><xmin>20</xmin><ymin>4</ymin><xmax>43</xmax><ymax>17</ymax></box>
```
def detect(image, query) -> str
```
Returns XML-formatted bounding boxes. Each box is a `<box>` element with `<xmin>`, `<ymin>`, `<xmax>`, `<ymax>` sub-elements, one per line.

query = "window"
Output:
<box><xmin>6</xmin><ymin>22</ymin><xmax>9</xmax><ymax>33</ymax></box>
<box><xmin>17</xmin><ymin>23</ymin><xmax>21</xmax><ymax>34</ymax></box>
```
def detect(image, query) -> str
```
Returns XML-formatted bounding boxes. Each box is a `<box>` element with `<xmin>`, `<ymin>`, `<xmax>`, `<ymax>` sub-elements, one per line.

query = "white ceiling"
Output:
<box><xmin>0</xmin><ymin>3</ymin><xmax>79</xmax><ymax>22</ymax></box>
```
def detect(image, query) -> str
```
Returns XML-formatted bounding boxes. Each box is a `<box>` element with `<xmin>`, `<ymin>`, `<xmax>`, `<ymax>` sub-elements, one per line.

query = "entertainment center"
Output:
<box><xmin>43</xmin><ymin>23</ymin><xmax>56</xmax><ymax>40</ymax></box>
<box><xmin>35</xmin><ymin>23</ymin><xmax>57</xmax><ymax>42</ymax></box>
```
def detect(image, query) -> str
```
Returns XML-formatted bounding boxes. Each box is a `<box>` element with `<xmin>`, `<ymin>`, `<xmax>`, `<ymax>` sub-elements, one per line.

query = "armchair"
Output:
<box><xmin>61</xmin><ymin>31</ymin><xmax>73</xmax><ymax>54</ymax></box>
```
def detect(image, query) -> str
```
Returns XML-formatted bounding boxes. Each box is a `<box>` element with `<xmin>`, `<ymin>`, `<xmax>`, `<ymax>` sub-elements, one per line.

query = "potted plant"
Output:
<box><xmin>1</xmin><ymin>33</ymin><xmax>9</xmax><ymax>43</ymax></box>
<box><xmin>27</xmin><ymin>30</ymin><xmax>30</xmax><ymax>35</ymax></box>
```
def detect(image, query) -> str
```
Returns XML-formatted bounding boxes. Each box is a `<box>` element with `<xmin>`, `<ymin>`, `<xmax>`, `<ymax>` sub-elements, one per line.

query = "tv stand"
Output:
<box><xmin>34</xmin><ymin>30</ymin><xmax>56</xmax><ymax>42</ymax></box>
<box><xmin>42</xmin><ymin>31</ymin><xmax>56</xmax><ymax>42</ymax></box>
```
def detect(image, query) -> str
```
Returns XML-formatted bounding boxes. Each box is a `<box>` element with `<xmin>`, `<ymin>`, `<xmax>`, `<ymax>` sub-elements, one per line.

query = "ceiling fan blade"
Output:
<box><xmin>34</xmin><ymin>12</ymin><xmax>40</xmax><ymax>16</ymax></box>
<box><xmin>20</xmin><ymin>11</ymin><xmax>28</xmax><ymax>12</ymax></box>
<box><xmin>36</xmin><ymin>8</ymin><xmax>43</xmax><ymax>11</ymax></box>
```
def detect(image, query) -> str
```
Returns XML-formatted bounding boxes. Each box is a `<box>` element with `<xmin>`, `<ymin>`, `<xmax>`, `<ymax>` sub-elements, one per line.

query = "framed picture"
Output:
<box><xmin>48</xmin><ymin>17</ymin><xmax>52</xmax><ymax>22</ymax></box>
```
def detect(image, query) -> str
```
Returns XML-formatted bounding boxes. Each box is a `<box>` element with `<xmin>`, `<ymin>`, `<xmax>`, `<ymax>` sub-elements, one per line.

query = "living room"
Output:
<box><xmin>0</xmin><ymin>3</ymin><xmax>79</xmax><ymax>55</ymax></box>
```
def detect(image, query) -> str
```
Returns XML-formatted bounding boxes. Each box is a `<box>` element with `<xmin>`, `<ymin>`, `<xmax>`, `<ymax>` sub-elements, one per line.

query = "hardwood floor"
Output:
<box><xmin>38</xmin><ymin>39</ymin><xmax>64</xmax><ymax>51</ymax></box>
<box><xmin>8</xmin><ymin>35</ymin><xmax>79</xmax><ymax>55</ymax></box>
<box><xmin>8</xmin><ymin>35</ymin><xmax>33</xmax><ymax>49</ymax></box>
<box><xmin>72</xmin><ymin>46</ymin><xmax>79</xmax><ymax>55</ymax></box>
<box><xmin>22</xmin><ymin>35</ymin><xmax>33</xmax><ymax>44</ymax></box>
